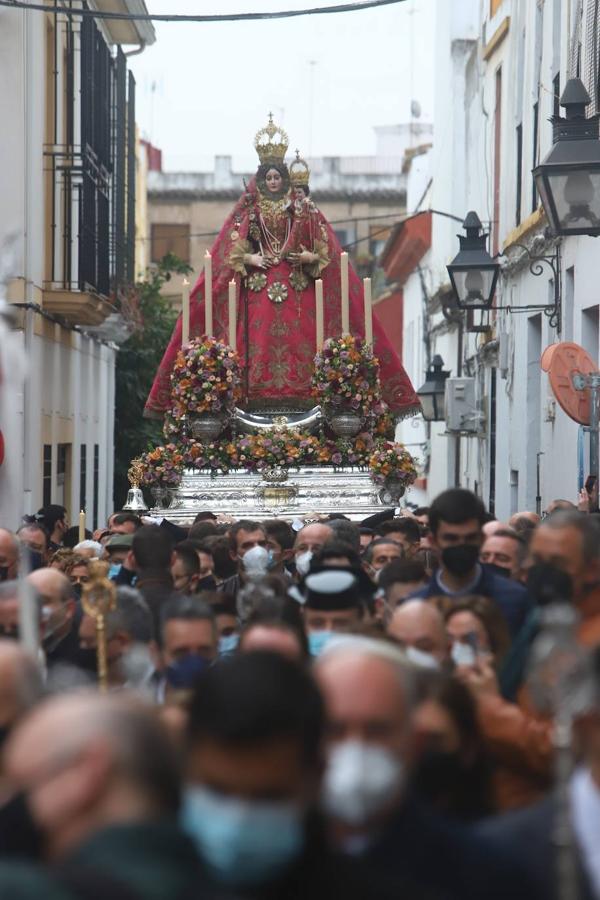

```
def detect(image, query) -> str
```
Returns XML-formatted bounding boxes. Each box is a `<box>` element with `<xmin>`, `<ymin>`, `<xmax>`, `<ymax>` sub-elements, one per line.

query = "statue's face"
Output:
<box><xmin>265</xmin><ymin>168</ymin><xmax>283</xmax><ymax>194</ymax></box>
<box><xmin>294</xmin><ymin>186</ymin><xmax>307</xmax><ymax>200</ymax></box>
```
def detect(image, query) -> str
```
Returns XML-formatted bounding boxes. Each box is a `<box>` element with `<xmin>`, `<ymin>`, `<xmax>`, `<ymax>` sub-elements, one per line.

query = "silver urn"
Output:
<box><xmin>379</xmin><ymin>477</ymin><xmax>406</xmax><ymax>505</ymax></box>
<box><xmin>151</xmin><ymin>484</ymin><xmax>169</xmax><ymax>508</ymax></box>
<box><xmin>190</xmin><ymin>412</ymin><xmax>229</xmax><ymax>443</ymax></box>
<box><xmin>326</xmin><ymin>407</ymin><xmax>365</xmax><ymax>438</ymax></box>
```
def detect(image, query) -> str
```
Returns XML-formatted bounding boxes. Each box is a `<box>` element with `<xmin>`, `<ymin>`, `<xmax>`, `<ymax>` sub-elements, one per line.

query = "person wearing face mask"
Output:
<box><xmin>480</xmin><ymin>528</ymin><xmax>529</xmax><ymax>583</ymax></box>
<box><xmin>292</xmin><ymin>522</ymin><xmax>334</xmax><ymax>581</ymax></box>
<box><xmin>387</xmin><ymin>599</ymin><xmax>449</xmax><ymax>669</ymax></box>
<box><xmin>27</xmin><ymin>568</ymin><xmax>81</xmax><ymax>670</ymax></box>
<box><xmin>302</xmin><ymin>570</ymin><xmax>365</xmax><ymax>657</ymax></box>
<box><xmin>79</xmin><ymin>587</ymin><xmax>157</xmax><ymax>689</ymax></box>
<box><xmin>458</xmin><ymin>513</ymin><xmax>600</xmax><ymax>813</ymax></box>
<box><xmin>158</xmin><ymin>595</ymin><xmax>218</xmax><ymax>700</ymax></box>
<box><xmin>314</xmin><ymin>637</ymin><xmax>536</xmax><ymax>900</ymax></box>
<box><xmin>181</xmin><ymin>650</ymin><xmax>375</xmax><ymax>899</ymax></box>
<box><xmin>219</xmin><ymin>519</ymin><xmax>269</xmax><ymax>598</ymax></box>
<box><xmin>409</xmin><ymin>489</ymin><xmax>532</xmax><ymax>638</ymax></box>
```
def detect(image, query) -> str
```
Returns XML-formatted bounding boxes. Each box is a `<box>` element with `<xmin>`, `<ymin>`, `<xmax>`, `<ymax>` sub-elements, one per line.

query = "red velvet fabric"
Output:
<box><xmin>144</xmin><ymin>188</ymin><xmax>420</xmax><ymax>418</ymax></box>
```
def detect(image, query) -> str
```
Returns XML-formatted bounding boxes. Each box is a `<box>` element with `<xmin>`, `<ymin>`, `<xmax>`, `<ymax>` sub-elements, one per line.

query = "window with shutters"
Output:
<box><xmin>583</xmin><ymin>0</ymin><xmax>600</xmax><ymax>111</ymax></box>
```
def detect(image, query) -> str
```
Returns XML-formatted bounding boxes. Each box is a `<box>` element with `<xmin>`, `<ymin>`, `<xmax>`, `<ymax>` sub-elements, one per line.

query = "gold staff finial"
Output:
<box><xmin>81</xmin><ymin>561</ymin><xmax>117</xmax><ymax>692</ymax></box>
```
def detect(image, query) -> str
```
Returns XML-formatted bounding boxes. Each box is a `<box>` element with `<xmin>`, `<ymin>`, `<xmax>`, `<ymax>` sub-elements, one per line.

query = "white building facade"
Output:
<box><xmin>0</xmin><ymin>2</ymin><xmax>154</xmax><ymax>529</ymax></box>
<box><xmin>396</xmin><ymin>0</ymin><xmax>600</xmax><ymax>517</ymax></box>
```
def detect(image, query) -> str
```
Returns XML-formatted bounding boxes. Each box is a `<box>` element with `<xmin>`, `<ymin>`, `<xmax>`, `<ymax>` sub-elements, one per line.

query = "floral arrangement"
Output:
<box><xmin>369</xmin><ymin>441</ymin><xmax>418</xmax><ymax>486</ymax></box>
<box><xmin>311</xmin><ymin>335</ymin><xmax>385</xmax><ymax>419</ymax></box>
<box><xmin>138</xmin><ymin>443</ymin><xmax>185</xmax><ymax>486</ymax></box>
<box><xmin>169</xmin><ymin>336</ymin><xmax>242</xmax><ymax>420</ymax></box>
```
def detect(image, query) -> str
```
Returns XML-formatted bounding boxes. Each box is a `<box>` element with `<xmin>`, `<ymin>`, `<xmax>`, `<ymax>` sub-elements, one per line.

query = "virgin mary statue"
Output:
<box><xmin>144</xmin><ymin>115</ymin><xmax>420</xmax><ymax>419</ymax></box>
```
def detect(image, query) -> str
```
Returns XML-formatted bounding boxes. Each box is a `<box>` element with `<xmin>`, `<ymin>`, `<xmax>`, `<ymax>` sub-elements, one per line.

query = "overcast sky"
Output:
<box><xmin>129</xmin><ymin>0</ymin><xmax>435</xmax><ymax>172</ymax></box>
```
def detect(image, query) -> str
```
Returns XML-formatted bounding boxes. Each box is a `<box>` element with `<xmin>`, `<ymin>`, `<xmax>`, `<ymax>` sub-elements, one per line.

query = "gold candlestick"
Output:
<box><xmin>81</xmin><ymin>561</ymin><xmax>117</xmax><ymax>692</ymax></box>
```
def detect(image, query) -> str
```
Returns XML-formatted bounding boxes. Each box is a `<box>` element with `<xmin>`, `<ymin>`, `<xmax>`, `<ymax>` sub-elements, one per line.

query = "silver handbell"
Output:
<box><xmin>123</xmin><ymin>486</ymin><xmax>148</xmax><ymax>512</ymax></box>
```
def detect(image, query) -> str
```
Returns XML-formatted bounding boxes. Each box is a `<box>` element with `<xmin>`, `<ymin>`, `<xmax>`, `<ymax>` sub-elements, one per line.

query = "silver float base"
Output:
<box><xmin>150</xmin><ymin>466</ymin><xmax>397</xmax><ymax>523</ymax></box>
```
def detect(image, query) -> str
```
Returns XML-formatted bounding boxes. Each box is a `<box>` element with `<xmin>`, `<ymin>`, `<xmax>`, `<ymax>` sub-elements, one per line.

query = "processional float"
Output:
<box><xmin>126</xmin><ymin>115</ymin><xmax>420</xmax><ymax>521</ymax></box>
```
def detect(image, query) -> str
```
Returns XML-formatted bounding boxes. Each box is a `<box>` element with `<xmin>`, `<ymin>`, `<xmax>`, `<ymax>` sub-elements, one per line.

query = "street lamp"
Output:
<box><xmin>417</xmin><ymin>355</ymin><xmax>451</xmax><ymax>422</ymax></box>
<box><xmin>447</xmin><ymin>212</ymin><xmax>500</xmax><ymax>310</ymax></box>
<box><xmin>533</xmin><ymin>78</ymin><xmax>600</xmax><ymax>237</ymax></box>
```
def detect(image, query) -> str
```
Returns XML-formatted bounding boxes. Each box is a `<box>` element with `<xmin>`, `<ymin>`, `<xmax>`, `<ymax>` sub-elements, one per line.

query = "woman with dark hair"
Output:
<box><xmin>411</xmin><ymin>671</ymin><xmax>495</xmax><ymax>821</ymax></box>
<box><xmin>145</xmin><ymin>115</ymin><xmax>419</xmax><ymax>417</ymax></box>
<box><xmin>443</xmin><ymin>594</ymin><xmax>511</xmax><ymax>671</ymax></box>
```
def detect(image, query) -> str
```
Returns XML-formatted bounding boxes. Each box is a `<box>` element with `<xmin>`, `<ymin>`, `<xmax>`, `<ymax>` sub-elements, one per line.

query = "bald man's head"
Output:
<box><xmin>0</xmin><ymin>529</ymin><xmax>19</xmax><ymax>580</ymax></box>
<box><xmin>4</xmin><ymin>692</ymin><xmax>180</xmax><ymax>860</ymax></box>
<box><xmin>388</xmin><ymin>600</ymin><xmax>449</xmax><ymax>664</ymax></box>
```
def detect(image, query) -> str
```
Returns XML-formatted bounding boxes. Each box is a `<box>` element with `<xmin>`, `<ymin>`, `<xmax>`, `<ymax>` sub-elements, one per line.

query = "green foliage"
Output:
<box><xmin>113</xmin><ymin>255</ymin><xmax>190</xmax><ymax>507</ymax></box>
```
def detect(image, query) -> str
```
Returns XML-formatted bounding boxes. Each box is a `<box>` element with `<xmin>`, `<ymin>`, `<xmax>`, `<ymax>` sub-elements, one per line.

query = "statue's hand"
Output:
<box><xmin>246</xmin><ymin>253</ymin><xmax>270</xmax><ymax>269</ymax></box>
<box><xmin>289</xmin><ymin>250</ymin><xmax>318</xmax><ymax>264</ymax></box>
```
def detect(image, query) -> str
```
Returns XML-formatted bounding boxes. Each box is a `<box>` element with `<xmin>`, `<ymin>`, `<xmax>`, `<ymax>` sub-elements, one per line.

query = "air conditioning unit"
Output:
<box><xmin>445</xmin><ymin>378</ymin><xmax>481</xmax><ymax>433</ymax></box>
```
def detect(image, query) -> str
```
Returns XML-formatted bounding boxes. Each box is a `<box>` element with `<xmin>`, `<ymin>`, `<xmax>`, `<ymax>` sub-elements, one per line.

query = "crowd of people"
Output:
<box><xmin>0</xmin><ymin>489</ymin><xmax>599</xmax><ymax>898</ymax></box>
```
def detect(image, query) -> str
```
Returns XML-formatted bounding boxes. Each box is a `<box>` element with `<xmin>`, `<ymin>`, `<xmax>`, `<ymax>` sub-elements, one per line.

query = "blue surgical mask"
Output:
<box><xmin>166</xmin><ymin>654</ymin><xmax>211</xmax><ymax>690</ymax></box>
<box><xmin>182</xmin><ymin>786</ymin><xmax>304</xmax><ymax>887</ymax></box>
<box><xmin>218</xmin><ymin>633</ymin><xmax>239</xmax><ymax>656</ymax></box>
<box><xmin>108</xmin><ymin>563</ymin><xmax>122</xmax><ymax>580</ymax></box>
<box><xmin>308</xmin><ymin>630</ymin><xmax>335</xmax><ymax>657</ymax></box>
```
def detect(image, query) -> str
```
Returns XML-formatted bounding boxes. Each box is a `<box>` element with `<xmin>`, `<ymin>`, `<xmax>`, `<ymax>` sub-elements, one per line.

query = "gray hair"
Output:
<box><xmin>327</xmin><ymin>519</ymin><xmax>361</xmax><ymax>552</ymax></box>
<box><xmin>106</xmin><ymin>587</ymin><xmax>154</xmax><ymax>644</ymax></box>
<box><xmin>540</xmin><ymin>510</ymin><xmax>600</xmax><ymax>563</ymax></box>
<box><xmin>73</xmin><ymin>540</ymin><xmax>104</xmax><ymax>558</ymax></box>
<box><xmin>159</xmin><ymin>595</ymin><xmax>216</xmax><ymax>647</ymax></box>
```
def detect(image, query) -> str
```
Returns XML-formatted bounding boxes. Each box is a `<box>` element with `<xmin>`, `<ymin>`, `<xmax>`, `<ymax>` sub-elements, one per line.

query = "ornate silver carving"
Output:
<box><xmin>189</xmin><ymin>413</ymin><xmax>229</xmax><ymax>442</ymax></box>
<box><xmin>149</xmin><ymin>465</ymin><xmax>410</xmax><ymax>522</ymax></box>
<box><xmin>325</xmin><ymin>409</ymin><xmax>365</xmax><ymax>438</ymax></box>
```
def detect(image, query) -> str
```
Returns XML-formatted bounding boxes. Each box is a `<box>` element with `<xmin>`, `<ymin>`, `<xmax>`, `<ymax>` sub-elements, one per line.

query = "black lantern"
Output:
<box><xmin>417</xmin><ymin>355</ymin><xmax>451</xmax><ymax>422</ymax></box>
<box><xmin>533</xmin><ymin>78</ymin><xmax>600</xmax><ymax>237</ymax></box>
<box><xmin>447</xmin><ymin>212</ymin><xmax>500</xmax><ymax>310</ymax></box>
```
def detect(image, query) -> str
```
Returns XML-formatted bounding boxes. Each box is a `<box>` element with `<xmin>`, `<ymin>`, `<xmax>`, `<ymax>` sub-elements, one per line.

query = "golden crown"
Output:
<box><xmin>254</xmin><ymin>113</ymin><xmax>289</xmax><ymax>166</ymax></box>
<box><xmin>290</xmin><ymin>150</ymin><xmax>310</xmax><ymax>187</ymax></box>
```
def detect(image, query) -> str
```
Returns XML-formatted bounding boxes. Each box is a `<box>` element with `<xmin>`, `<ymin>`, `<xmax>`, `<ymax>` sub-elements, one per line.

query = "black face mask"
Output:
<box><xmin>527</xmin><ymin>563</ymin><xmax>573</xmax><ymax>606</ymax></box>
<box><xmin>441</xmin><ymin>544</ymin><xmax>480</xmax><ymax>578</ymax></box>
<box><xmin>486</xmin><ymin>563</ymin><xmax>512</xmax><ymax>580</ymax></box>
<box><xmin>0</xmin><ymin>791</ymin><xmax>44</xmax><ymax>860</ymax></box>
<box><xmin>196</xmin><ymin>575</ymin><xmax>217</xmax><ymax>593</ymax></box>
<box><xmin>413</xmin><ymin>749</ymin><xmax>467</xmax><ymax>799</ymax></box>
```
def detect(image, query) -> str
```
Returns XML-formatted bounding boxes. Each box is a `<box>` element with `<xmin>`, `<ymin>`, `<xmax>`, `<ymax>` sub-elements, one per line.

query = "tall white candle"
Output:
<box><xmin>315</xmin><ymin>279</ymin><xmax>324</xmax><ymax>350</ymax></box>
<box><xmin>204</xmin><ymin>252</ymin><xmax>213</xmax><ymax>337</ymax></box>
<box><xmin>363</xmin><ymin>277</ymin><xmax>373</xmax><ymax>347</ymax></box>
<box><xmin>340</xmin><ymin>252</ymin><xmax>350</xmax><ymax>334</ymax></box>
<box><xmin>228</xmin><ymin>280</ymin><xmax>237</xmax><ymax>351</ymax></box>
<box><xmin>182</xmin><ymin>277</ymin><xmax>190</xmax><ymax>345</ymax></box>
<box><xmin>79</xmin><ymin>509</ymin><xmax>86</xmax><ymax>543</ymax></box>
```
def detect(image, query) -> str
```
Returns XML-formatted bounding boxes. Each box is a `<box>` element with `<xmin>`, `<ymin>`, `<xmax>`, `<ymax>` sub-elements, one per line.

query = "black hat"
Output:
<box><xmin>303</xmin><ymin>570</ymin><xmax>361</xmax><ymax>611</ymax></box>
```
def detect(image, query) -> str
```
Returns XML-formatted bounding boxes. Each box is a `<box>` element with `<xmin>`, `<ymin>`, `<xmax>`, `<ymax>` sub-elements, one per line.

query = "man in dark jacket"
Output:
<box><xmin>182</xmin><ymin>650</ymin><xmax>396</xmax><ymax>899</ymax></box>
<box><xmin>409</xmin><ymin>489</ymin><xmax>532</xmax><ymax>636</ymax></box>
<box><xmin>314</xmin><ymin>636</ymin><xmax>539</xmax><ymax>900</ymax></box>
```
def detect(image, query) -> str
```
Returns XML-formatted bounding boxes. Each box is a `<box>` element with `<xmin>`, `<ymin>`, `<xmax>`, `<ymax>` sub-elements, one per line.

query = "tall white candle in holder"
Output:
<box><xmin>181</xmin><ymin>278</ymin><xmax>190</xmax><ymax>346</ymax></box>
<box><xmin>204</xmin><ymin>251</ymin><xmax>213</xmax><ymax>337</ymax></box>
<box><xmin>315</xmin><ymin>279</ymin><xmax>324</xmax><ymax>350</ymax></box>
<box><xmin>340</xmin><ymin>251</ymin><xmax>350</xmax><ymax>334</ymax></box>
<box><xmin>363</xmin><ymin>277</ymin><xmax>373</xmax><ymax>347</ymax></box>
<box><xmin>228</xmin><ymin>280</ymin><xmax>237</xmax><ymax>351</ymax></box>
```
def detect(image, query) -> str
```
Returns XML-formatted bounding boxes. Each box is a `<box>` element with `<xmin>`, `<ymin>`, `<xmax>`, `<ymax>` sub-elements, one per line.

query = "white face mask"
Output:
<box><xmin>242</xmin><ymin>545</ymin><xmax>270</xmax><ymax>576</ymax></box>
<box><xmin>321</xmin><ymin>740</ymin><xmax>404</xmax><ymax>827</ymax></box>
<box><xmin>405</xmin><ymin>646</ymin><xmax>440</xmax><ymax>670</ymax></box>
<box><xmin>295</xmin><ymin>550</ymin><xmax>313</xmax><ymax>577</ymax></box>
